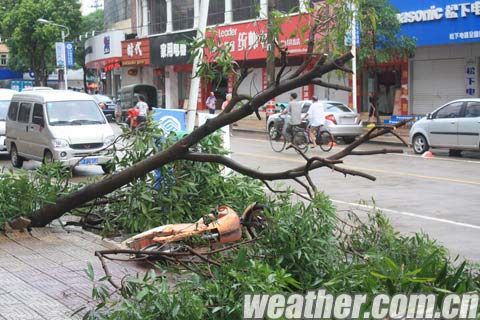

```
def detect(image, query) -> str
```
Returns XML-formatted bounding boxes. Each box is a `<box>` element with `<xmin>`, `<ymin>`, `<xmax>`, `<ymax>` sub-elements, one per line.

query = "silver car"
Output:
<box><xmin>410</xmin><ymin>99</ymin><xmax>480</xmax><ymax>155</ymax></box>
<box><xmin>266</xmin><ymin>100</ymin><xmax>363</xmax><ymax>143</ymax></box>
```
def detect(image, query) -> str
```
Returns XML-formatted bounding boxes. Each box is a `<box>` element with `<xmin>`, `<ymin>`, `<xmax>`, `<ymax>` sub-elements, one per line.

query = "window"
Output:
<box><xmin>46</xmin><ymin>101</ymin><xmax>105</xmax><ymax>126</ymax></box>
<box><xmin>104</xmin><ymin>0</ymin><xmax>131</xmax><ymax>29</ymax></box>
<box><xmin>301</xmin><ymin>103</ymin><xmax>311</xmax><ymax>113</ymax></box>
<box><xmin>0</xmin><ymin>54</ymin><xmax>7</xmax><ymax>66</ymax></box>
<box><xmin>465</xmin><ymin>102</ymin><xmax>480</xmax><ymax>118</ymax></box>
<box><xmin>207</xmin><ymin>0</ymin><xmax>225</xmax><ymax>25</ymax></box>
<box><xmin>172</xmin><ymin>0</ymin><xmax>194</xmax><ymax>31</ymax></box>
<box><xmin>274</xmin><ymin>0</ymin><xmax>298</xmax><ymax>13</ymax></box>
<box><xmin>18</xmin><ymin>103</ymin><xmax>31</xmax><ymax>123</ymax></box>
<box><xmin>32</xmin><ymin>104</ymin><xmax>44</xmax><ymax>124</ymax></box>
<box><xmin>434</xmin><ymin>102</ymin><xmax>463</xmax><ymax>119</ymax></box>
<box><xmin>7</xmin><ymin>101</ymin><xmax>18</xmax><ymax>121</ymax></box>
<box><xmin>233</xmin><ymin>0</ymin><xmax>259</xmax><ymax>22</ymax></box>
<box><xmin>149</xmin><ymin>0</ymin><xmax>167</xmax><ymax>34</ymax></box>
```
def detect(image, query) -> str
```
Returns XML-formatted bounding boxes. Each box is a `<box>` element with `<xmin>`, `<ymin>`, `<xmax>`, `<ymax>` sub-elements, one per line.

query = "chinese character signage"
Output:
<box><xmin>104</xmin><ymin>36</ymin><xmax>111</xmax><ymax>54</ymax></box>
<box><xmin>208</xmin><ymin>15</ymin><xmax>310</xmax><ymax>61</ymax></box>
<box><xmin>465</xmin><ymin>58</ymin><xmax>477</xmax><ymax>96</ymax></box>
<box><xmin>121</xmin><ymin>38</ymin><xmax>150</xmax><ymax>66</ymax></box>
<box><xmin>55</xmin><ymin>42</ymin><xmax>65</xmax><ymax>68</ymax></box>
<box><xmin>150</xmin><ymin>31</ymin><xmax>196</xmax><ymax>66</ymax></box>
<box><xmin>391</xmin><ymin>0</ymin><xmax>480</xmax><ymax>46</ymax></box>
<box><xmin>65</xmin><ymin>42</ymin><xmax>74</xmax><ymax>67</ymax></box>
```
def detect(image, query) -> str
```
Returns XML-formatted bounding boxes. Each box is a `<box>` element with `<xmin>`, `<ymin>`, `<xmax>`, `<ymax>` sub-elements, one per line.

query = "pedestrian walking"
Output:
<box><xmin>206</xmin><ymin>91</ymin><xmax>216</xmax><ymax>114</ymax></box>
<box><xmin>135</xmin><ymin>95</ymin><xmax>149</xmax><ymax>126</ymax></box>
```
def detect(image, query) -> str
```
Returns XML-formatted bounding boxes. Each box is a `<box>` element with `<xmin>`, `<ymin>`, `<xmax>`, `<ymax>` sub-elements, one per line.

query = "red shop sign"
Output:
<box><xmin>207</xmin><ymin>14</ymin><xmax>312</xmax><ymax>61</ymax></box>
<box><xmin>121</xmin><ymin>38</ymin><xmax>151</xmax><ymax>66</ymax></box>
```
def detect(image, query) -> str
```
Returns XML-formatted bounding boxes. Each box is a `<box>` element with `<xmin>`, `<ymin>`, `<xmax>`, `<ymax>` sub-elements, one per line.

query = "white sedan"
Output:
<box><xmin>266</xmin><ymin>100</ymin><xmax>363</xmax><ymax>144</ymax></box>
<box><xmin>410</xmin><ymin>99</ymin><xmax>480</xmax><ymax>155</ymax></box>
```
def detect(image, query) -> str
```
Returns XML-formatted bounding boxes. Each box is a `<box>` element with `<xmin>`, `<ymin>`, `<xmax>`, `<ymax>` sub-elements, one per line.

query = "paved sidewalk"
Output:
<box><xmin>0</xmin><ymin>227</ymin><xmax>147</xmax><ymax>320</ymax></box>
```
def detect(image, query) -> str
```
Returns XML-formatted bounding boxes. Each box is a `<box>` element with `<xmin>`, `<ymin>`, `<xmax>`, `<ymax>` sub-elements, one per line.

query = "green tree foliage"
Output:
<box><xmin>0</xmin><ymin>0</ymin><xmax>81</xmax><ymax>85</ymax></box>
<box><xmin>356</xmin><ymin>0</ymin><xmax>416</xmax><ymax>65</ymax></box>
<box><xmin>75</xmin><ymin>9</ymin><xmax>104</xmax><ymax>90</ymax></box>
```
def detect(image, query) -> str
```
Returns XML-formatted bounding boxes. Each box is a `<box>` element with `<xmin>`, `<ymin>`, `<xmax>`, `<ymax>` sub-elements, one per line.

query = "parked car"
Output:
<box><xmin>410</xmin><ymin>99</ymin><xmax>480</xmax><ymax>155</ymax></box>
<box><xmin>5</xmin><ymin>90</ymin><xmax>115</xmax><ymax>173</ymax></box>
<box><xmin>266</xmin><ymin>100</ymin><xmax>363</xmax><ymax>143</ymax></box>
<box><xmin>0</xmin><ymin>89</ymin><xmax>17</xmax><ymax>152</ymax></box>
<box><xmin>92</xmin><ymin>94</ymin><xmax>116</xmax><ymax>121</ymax></box>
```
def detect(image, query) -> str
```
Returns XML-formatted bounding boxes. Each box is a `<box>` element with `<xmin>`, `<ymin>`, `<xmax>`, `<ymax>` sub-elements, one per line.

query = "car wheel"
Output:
<box><xmin>412</xmin><ymin>134</ymin><xmax>429</xmax><ymax>154</ymax></box>
<box><xmin>448</xmin><ymin>149</ymin><xmax>462</xmax><ymax>157</ymax></box>
<box><xmin>343</xmin><ymin>136</ymin><xmax>356</xmax><ymax>144</ymax></box>
<box><xmin>43</xmin><ymin>150</ymin><xmax>54</xmax><ymax>164</ymax></box>
<box><xmin>10</xmin><ymin>144</ymin><xmax>24</xmax><ymax>168</ymax></box>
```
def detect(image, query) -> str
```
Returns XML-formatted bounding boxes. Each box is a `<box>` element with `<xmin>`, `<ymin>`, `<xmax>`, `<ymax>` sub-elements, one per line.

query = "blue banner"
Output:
<box><xmin>65</xmin><ymin>42</ymin><xmax>74</xmax><ymax>67</ymax></box>
<box><xmin>390</xmin><ymin>0</ymin><xmax>480</xmax><ymax>46</ymax></box>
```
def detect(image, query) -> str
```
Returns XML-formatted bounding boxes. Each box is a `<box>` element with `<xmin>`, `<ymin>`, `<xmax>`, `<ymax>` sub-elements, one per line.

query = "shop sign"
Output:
<box><xmin>391</xmin><ymin>0</ymin><xmax>480</xmax><ymax>46</ymax></box>
<box><xmin>209</xmin><ymin>15</ymin><xmax>311</xmax><ymax>61</ymax></box>
<box><xmin>85</xmin><ymin>30</ymin><xmax>125</xmax><ymax>68</ymax></box>
<box><xmin>150</xmin><ymin>31</ymin><xmax>196</xmax><ymax>66</ymax></box>
<box><xmin>465</xmin><ymin>58</ymin><xmax>477</xmax><ymax>96</ymax></box>
<box><xmin>122</xmin><ymin>38</ymin><xmax>150</xmax><ymax>66</ymax></box>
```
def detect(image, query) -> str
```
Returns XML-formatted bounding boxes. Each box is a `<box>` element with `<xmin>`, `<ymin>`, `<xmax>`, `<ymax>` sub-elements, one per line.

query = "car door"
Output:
<box><xmin>29</xmin><ymin>103</ymin><xmax>47</xmax><ymax>159</ymax></box>
<box><xmin>16</xmin><ymin>102</ymin><xmax>33</xmax><ymax>157</ymax></box>
<box><xmin>457</xmin><ymin>101</ymin><xmax>480</xmax><ymax>148</ymax></box>
<box><xmin>428</xmin><ymin>101</ymin><xmax>463</xmax><ymax>147</ymax></box>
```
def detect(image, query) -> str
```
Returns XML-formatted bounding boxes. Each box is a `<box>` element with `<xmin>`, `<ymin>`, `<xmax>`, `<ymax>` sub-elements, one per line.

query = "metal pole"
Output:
<box><xmin>351</xmin><ymin>4</ymin><xmax>357</xmax><ymax>113</ymax></box>
<box><xmin>62</xmin><ymin>30</ymin><xmax>68</xmax><ymax>90</ymax></box>
<box><xmin>186</xmin><ymin>0</ymin><xmax>209</xmax><ymax>131</ymax></box>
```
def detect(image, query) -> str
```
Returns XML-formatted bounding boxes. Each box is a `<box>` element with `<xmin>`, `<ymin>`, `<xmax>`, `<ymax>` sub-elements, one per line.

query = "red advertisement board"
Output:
<box><xmin>121</xmin><ymin>38</ymin><xmax>151</xmax><ymax>66</ymax></box>
<box><xmin>208</xmin><ymin>14</ymin><xmax>311</xmax><ymax>61</ymax></box>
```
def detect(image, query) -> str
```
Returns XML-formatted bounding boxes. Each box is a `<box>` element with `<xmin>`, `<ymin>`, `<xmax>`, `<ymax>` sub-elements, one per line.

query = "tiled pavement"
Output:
<box><xmin>0</xmin><ymin>227</ymin><xmax>148</xmax><ymax>319</ymax></box>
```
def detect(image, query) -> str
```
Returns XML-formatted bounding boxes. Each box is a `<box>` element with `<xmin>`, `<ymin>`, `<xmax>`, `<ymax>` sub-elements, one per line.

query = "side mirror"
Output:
<box><xmin>32</xmin><ymin>116</ymin><xmax>44</xmax><ymax>127</ymax></box>
<box><xmin>426</xmin><ymin>113</ymin><xmax>432</xmax><ymax>120</ymax></box>
<box><xmin>105</xmin><ymin>114</ymin><xmax>113</xmax><ymax>122</ymax></box>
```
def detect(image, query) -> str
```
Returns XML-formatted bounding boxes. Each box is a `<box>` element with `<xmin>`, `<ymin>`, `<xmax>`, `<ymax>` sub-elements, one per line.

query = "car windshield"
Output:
<box><xmin>46</xmin><ymin>100</ymin><xmax>106</xmax><ymax>126</ymax></box>
<box><xmin>94</xmin><ymin>95</ymin><xmax>113</xmax><ymax>104</ymax></box>
<box><xmin>0</xmin><ymin>101</ymin><xmax>9</xmax><ymax>121</ymax></box>
<box><xmin>324</xmin><ymin>102</ymin><xmax>352</xmax><ymax>113</ymax></box>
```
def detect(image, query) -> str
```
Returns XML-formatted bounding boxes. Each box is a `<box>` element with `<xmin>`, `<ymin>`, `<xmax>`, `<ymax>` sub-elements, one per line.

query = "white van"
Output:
<box><xmin>5</xmin><ymin>90</ymin><xmax>115</xmax><ymax>173</ymax></box>
<box><xmin>0</xmin><ymin>89</ymin><xmax>17</xmax><ymax>151</ymax></box>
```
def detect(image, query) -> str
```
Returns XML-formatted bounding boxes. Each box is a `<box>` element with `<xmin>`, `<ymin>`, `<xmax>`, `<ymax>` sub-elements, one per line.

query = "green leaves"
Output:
<box><xmin>0</xmin><ymin>162</ymin><xmax>78</xmax><ymax>229</ymax></box>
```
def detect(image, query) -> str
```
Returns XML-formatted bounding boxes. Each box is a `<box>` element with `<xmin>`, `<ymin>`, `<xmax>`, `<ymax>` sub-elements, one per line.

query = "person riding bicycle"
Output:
<box><xmin>280</xmin><ymin>92</ymin><xmax>302</xmax><ymax>137</ymax></box>
<box><xmin>305</xmin><ymin>96</ymin><xmax>325</xmax><ymax>148</ymax></box>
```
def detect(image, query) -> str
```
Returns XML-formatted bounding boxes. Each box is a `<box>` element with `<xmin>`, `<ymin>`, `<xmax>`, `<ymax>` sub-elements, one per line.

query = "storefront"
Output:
<box><xmin>391</xmin><ymin>0</ymin><xmax>480</xmax><ymax>115</ymax></box>
<box><xmin>150</xmin><ymin>31</ymin><xmax>196</xmax><ymax>109</ymax></box>
<box><xmin>120</xmin><ymin>37</ymin><xmax>154</xmax><ymax>97</ymax></box>
<box><xmin>209</xmin><ymin>14</ymin><xmax>350</xmax><ymax>105</ymax></box>
<box><xmin>85</xmin><ymin>30</ymin><xmax>125</xmax><ymax>96</ymax></box>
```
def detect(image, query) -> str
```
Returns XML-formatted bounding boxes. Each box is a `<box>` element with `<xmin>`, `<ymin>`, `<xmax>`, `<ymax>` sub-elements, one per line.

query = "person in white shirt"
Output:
<box><xmin>306</xmin><ymin>96</ymin><xmax>325</xmax><ymax>148</ymax></box>
<box><xmin>135</xmin><ymin>95</ymin><xmax>149</xmax><ymax>125</ymax></box>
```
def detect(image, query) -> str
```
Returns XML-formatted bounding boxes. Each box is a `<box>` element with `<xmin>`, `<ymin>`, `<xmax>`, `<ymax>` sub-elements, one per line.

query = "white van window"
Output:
<box><xmin>0</xmin><ymin>100</ymin><xmax>10</xmax><ymax>120</ymax></box>
<box><xmin>7</xmin><ymin>101</ymin><xmax>19</xmax><ymax>121</ymax></box>
<box><xmin>46</xmin><ymin>100</ymin><xmax>106</xmax><ymax>126</ymax></box>
<box><xmin>18</xmin><ymin>103</ymin><xmax>32</xmax><ymax>123</ymax></box>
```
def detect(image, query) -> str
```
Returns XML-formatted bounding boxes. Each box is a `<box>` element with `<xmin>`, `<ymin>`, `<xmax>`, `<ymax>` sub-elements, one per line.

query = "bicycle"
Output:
<box><xmin>269</xmin><ymin>117</ymin><xmax>334</xmax><ymax>153</ymax></box>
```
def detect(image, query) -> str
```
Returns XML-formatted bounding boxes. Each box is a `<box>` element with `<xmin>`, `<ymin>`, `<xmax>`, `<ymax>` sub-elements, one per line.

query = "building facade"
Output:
<box><xmin>390</xmin><ymin>0</ymin><xmax>480</xmax><ymax>115</ymax></box>
<box><xmin>120</xmin><ymin>0</ymin><xmax>349</xmax><ymax>109</ymax></box>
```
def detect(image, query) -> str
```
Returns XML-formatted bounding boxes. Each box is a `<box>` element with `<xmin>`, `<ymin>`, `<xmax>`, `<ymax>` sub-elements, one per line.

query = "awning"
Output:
<box><xmin>0</xmin><ymin>69</ymin><xmax>23</xmax><ymax>80</ymax></box>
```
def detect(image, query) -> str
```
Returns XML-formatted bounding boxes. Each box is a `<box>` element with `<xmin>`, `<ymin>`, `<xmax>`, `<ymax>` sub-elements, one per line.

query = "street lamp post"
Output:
<box><xmin>37</xmin><ymin>18</ymin><xmax>69</xmax><ymax>90</ymax></box>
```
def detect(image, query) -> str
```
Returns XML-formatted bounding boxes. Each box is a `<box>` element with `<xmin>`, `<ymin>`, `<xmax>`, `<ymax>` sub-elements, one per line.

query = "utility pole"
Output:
<box><xmin>186</xmin><ymin>0</ymin><xmax>210</xmax><ymax>131</ymax></box>
<box><xmin>266</xmin><ymin>0</ymin><xmax>276</xmax><ymax>87</ymax></box>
